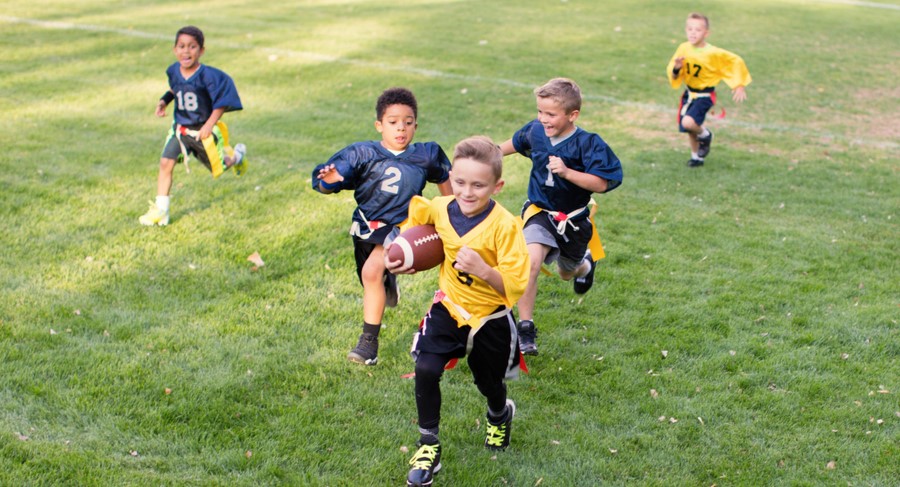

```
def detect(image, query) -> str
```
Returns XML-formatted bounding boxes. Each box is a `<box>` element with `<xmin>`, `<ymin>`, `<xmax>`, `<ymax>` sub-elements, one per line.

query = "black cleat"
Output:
<box><xmin>485</xmin><ymin>400</ymin><xmax>516</xmax><ymax>451</ymax></box>
<box><xmin>517</xmin><ymin>320</ymin><xmax>538</xmax><ymax>356</ymax></box>
<box><xmin>573</xmin><ymin>252</ymin><xmax>596</xmax><ymax>294</ymax></box>
<box><xmin>407</xmin><ymin>441</ymin><xmax>441</xmax><ymax>486</ymax></box>
<box><xmin>347</xmin><ymin>333</ymin><xmax>378</xmax><ymax>365</ymax></box>
<box><xmin>697</xmin><ymin>130</ymin><xmax>713</xmax><ymax>158</ymax></box>
<box><xmin>687</xmin><ymin>158</ymin><xmax>704</xmax><ymax>167</ymax></box>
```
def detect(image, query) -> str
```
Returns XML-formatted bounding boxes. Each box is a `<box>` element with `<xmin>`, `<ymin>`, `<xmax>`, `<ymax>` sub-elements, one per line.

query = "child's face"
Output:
<box><xmin>450</xmin><ymin>157</ymin><xmax>504</xmax><ymax>217</ymax></box>
<box><xmin>536</xmin><ymin>97</ymin><xmax>579</xmax><ymax>139</ymax></box>
<box><xmin>375</xmin><ymin>104</ymin><xmax>417</xmax><ymax>152</ymax></box>
<box><xmin>173</xmin><ymin>34</ymin><xmax>204</xmax><ymax>70</ymax></box>
<box><xmin>685</xmin><ymin>18</ymin><xmax>709</xmax><ymax>47</ymax></box>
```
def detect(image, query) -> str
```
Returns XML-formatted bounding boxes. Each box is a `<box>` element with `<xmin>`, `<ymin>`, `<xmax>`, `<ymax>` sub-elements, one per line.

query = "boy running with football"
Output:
<box><xmin>312</xmin><ymin>87</ymin><xmax>452</xmax><ymax>366</ymax></box>
<box><xmin>499</xmin><ymin>77</ymin><xmax>623</xmax><ymax>356</ymax></box>
<box><xmin>385</xmin><ymin>136</ymin><xmax>530</xmax><ymax>487</ymax></box>
<box><xmin>140</xmin><ymin>25</ymin><xmax>247</xmax><ymax>226</ymax></box>
<box><xmin>667</xmin><ymin>12</ymin><xmax>752</xmax><ymax>167</ymax></box>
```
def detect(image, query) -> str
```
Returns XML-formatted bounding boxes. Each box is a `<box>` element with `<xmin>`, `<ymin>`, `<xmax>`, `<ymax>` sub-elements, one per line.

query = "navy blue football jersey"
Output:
<box><xmin>312</xmin><ymin>141</ymin><xmax>451</xmax><ymax>233</ymax></box>
<box><xmin>166</xmin><ymin>63</ymin><xmax>242</xmax><ymax>127</ymax></box>
<box><xmin>512</xmin><ymin>120</ymin><xmax>623</xmax><ymax>213</ymax></box>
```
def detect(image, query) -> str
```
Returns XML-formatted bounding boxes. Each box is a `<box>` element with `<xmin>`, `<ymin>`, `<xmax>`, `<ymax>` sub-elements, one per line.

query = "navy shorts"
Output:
<box><xmin>678</xmin><ymin>90</ymin><xmax>715</xmax><ymax>132</ymax></box>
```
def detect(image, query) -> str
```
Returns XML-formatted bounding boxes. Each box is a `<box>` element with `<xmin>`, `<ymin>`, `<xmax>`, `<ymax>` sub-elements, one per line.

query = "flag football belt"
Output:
<box><xmin>521</xmin><ymin>202</ymin><xmax>606</xmax><ymax>263</ymax></box>
<box><xmin>680</xmin><ymin>88</ymin><xmax>717</xmax><ymax>116</ymax></box>
<box><xmin>175</xmin><ymin>121</ymin><xmax>231</xmax><ymax>178</ymax></box>
<box><xmin>349</xmin><ymin>208</ymin><xmax>386</xmax><ymax>240</ymax></box>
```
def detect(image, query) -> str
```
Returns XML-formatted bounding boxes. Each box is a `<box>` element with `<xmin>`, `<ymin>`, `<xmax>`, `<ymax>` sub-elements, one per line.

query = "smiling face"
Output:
<box><xmin>685</xmin><ymin>18</ymin><xmax>709</xmax><ymax>47</ymax></box>
<box><xmin>450</xmin><ymin>157</ymin><xmax>504</xmax><ymax>217</ymax></box>
<box><xmin>173</xmin><ymin>33</ymin><xmax>204</xmax><ymax>73</ymax></box>
<box><xmin>536</xmin><ymin>97</ymin><xmax>579</xmax><ymax>139</ymax></box>
<box><xmin>375</xmin><ymin>103</ymin><xmax>417</xmax><ymax>152</ymax></box>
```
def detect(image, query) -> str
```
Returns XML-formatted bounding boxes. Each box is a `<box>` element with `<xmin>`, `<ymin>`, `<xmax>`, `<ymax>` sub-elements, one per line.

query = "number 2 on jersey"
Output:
<box><xmin>381</xmin><ymin>167</ymin><xmax>401</xmax><ymax>194</ymax></box>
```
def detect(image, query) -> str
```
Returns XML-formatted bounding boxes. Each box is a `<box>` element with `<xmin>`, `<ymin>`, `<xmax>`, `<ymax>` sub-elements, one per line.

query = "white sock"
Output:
<box><xmin>699</xmin><ymin>128</ymin><xmax>710</xmax><ymax>138</ymax></box>
<box><xmin>155</xmin><ymin>195</ymin><xmax>170</xmax><ymax>213</ymax></box>
<box><xmin>691</xmin><ymin>152</ymin><xmax>701</xmax><ymax>160</ymax></box>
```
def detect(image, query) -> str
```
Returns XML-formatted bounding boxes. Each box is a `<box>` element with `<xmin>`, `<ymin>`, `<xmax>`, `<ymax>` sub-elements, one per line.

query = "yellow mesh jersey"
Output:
<box><xmin>405</xmin><ymin>195</ymin><xmax>530</xmax><ymax>329</ymax></box>
<box><xmin>667</xmin><ymin>42</ymin><xmax>752</xmax><ymax>91</ymax></box>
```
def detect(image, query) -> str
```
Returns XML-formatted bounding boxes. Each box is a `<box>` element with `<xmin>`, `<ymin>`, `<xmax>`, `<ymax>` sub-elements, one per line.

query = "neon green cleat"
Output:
<box><xmin>232</xmin><ymin>143</ymin><xmax>248</xmax><ymax>177</ymax></box>
<box><xmin>139</xmin><ymin>202</ymin><xmax>169</xmax><ymax>226</ymax></box>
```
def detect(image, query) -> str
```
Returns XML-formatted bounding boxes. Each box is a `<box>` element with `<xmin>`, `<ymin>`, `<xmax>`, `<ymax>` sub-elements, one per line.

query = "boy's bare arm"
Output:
<box><xmin>498</xmin><ymin>139</ymin><xmax>516</xmax><ymax>156</ymax></box>
<box><xmin>436</xmin><ymin>180</ymin><xmax>453</xmax><ymax>196</ymax></box>
<box><xmin>732</xmin><ymin>85</ymin><xmax>747</xmax><ymax>103</ymax></box>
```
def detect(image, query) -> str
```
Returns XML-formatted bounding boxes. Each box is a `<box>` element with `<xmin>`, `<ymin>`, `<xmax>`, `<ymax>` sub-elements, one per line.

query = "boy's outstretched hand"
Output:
<box><xmin>732</xmin><ymin>86</ymin><xmax>747</xmax><ymax>103</ymax></box>
<box><xmin>317</xmin><ymin>164</ymin><xmax>345</xmax><ymax>184</ymax></box>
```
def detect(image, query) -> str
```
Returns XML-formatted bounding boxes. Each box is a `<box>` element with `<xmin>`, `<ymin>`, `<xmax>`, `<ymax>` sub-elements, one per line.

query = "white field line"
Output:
<box><xmin>3</xmin><ymin>15</ymin><xmax>897</xmax><ymax>149</ymax></box>
<box><xmin>809</xmin><ymin>0</ymin><xmax>900</xmax><ymax>9</ymax></box>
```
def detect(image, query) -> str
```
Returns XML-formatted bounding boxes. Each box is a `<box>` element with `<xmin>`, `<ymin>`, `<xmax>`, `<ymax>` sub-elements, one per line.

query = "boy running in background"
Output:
<box><xmin>386</xmin><ymin>136</ymin><xmax>530</xmax><ymax>487</ymax></box>
<box><xmin>667</xmin><ymin>12</ymin><xmax>752</xmax><ymax>167</ymax></box>
<box><xmin>140</xmin><ymin>25</ymin><xmax>247</xmax><ymax>226</ymax></box>
<box><xmin>312</xmin><ymin>87</ymin><xmax>452</xmax><ymax>366</ymax></box>
<box><xmin>499</xmin><ymin>78</ymin><xmax>623</xmax><ymax>356</ymax></box>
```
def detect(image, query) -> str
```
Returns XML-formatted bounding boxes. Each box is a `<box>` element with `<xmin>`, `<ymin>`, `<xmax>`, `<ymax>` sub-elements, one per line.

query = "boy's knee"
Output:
<box><xmin>681</xmin><ymin>116</ymin><xmax>700</xmax><ymax>131</ymax></box>
<box><xmin>415</xmin><ymin>361</ymin><xmax>444</xmax><ymax>383</ymax></box>
<box><xmin>159</xmin><ymin>158</ymin><xmax>176</xmax><ymax>171</ymax></box>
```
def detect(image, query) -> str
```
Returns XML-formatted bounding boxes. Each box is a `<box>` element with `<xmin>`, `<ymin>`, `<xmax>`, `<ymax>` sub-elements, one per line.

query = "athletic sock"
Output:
<box><xmin>699</xmin><ymin>128</ymin><xmax>710</xmax><ymax>138</ymax></box>
<box><xmin>691</xmin><ymin>152</ymin><xmax>701</xmax><ymax>160</ymax></box>
<box><xmin>363</xmin><ymin>322</ymin><xmax>381</xmax><ymax>337</ymax></box>
<box><xmin>155</xmin><ymin>195</ymin><xmax>170</xmax><ymax>212</ymax></box>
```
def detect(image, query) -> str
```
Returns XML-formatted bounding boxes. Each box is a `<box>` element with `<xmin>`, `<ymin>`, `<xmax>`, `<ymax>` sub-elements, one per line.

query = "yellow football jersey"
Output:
<box><xmin>405</xmin><ymin>195</ymin><xmax>530</xmax><ymax>330</ymax></box>
<box><xmin>667</xmin><ymin>42</ymin><xmax>752</xmax><ymax>91</ymax></box>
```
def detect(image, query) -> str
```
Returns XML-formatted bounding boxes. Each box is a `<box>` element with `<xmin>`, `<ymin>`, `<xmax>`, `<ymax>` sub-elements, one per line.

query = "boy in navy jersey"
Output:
<box><xmin>499</xmin><ymin>78</ymin><xmax>623</xmax><ymax>356</ymax></box>
<box><xmin>385</xmin><ymin>136</ymin><xmax>530</xmax><ymax>487</ymax></box>
<box><xmin>313</xmin><ymin>88</ymin><xmax>452</xmax><ymax>366</ymax></box>
<box><xmin>140</xmin><ymin>25</ymin><xmax>247</xmax><ymax>226</ymax></box>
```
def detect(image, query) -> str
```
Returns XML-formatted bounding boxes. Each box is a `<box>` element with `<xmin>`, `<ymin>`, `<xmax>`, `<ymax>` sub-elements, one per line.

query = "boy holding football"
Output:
<box><xmin>312</xmin><ymin>87</ymin><xmax>452</xmax><ymax>366</ymax></box>
<box><xmin>385</xmin><ymin>135</ymin><xmax>530</xmax><ymax>486</ymax></box>
<box><xmin>140</xmin><ymin>25</ymin><xmax>248</xmax><ymax>226</ymax></box>
<box><xmin>667</xmin><ymin>12</ymin><xmax>752</xmax><ymax>167</ymax></box>
<box><xmin>499</xmin><ymin>77</ymin><xmax>623</xmax><ymax>356</ymax></box>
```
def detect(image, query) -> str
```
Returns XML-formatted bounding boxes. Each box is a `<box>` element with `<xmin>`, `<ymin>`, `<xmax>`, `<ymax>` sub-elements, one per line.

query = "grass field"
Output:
<box><xmin>1</xmin><ymin>0</ymin><xmax>897</xmax><ymax>485</ymax></box>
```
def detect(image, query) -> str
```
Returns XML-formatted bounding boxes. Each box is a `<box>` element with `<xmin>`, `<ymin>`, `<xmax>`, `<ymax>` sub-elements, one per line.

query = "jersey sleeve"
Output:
<box><xmin>402</xmin><ymin>195</ymin><xmax>437</xmax><ymax>230</ymax></box>
<box><xmin>310</xmin><ymin>144</ymin><xmax>361</xmax><ymax>193</ymax></box>
<box><xmin>426</xmin><ymin>143</ymin><xmax>452</xmax><ymax>184</ymax></box>
<box><xmin>583</xmin><ymin>134</ymin><xmax>624</xmax><ymax>193</ymax></box>
<box><xmin>493</xmin><ymin>216</ymin><xmax>530</xmax><ymax>307</ymax></box>
<box><xmin>206</xmin><ymin>68</ymin><xmax>243</xmax><ymax>113</ymax></box>
<box><xmin>511</xmin><ymin>120</ymin><xmax>535</xmax><ymax>157</ymax></box>
<box><xmin>666</xmin><ymin>43</ymin><xmax>690</xmax><ymax>89</ymax></box>
<box><xmin>715</xmin><ymin>48</ymin><xmax>752</xmax><ymax>89</ymax></box>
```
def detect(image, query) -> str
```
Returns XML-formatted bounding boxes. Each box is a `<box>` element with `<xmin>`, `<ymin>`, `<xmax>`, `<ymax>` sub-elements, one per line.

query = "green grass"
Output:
<box><xmin>1</xmin><ymin>0</ymin><xmax>897</xmax><ymax>485</ymax></box>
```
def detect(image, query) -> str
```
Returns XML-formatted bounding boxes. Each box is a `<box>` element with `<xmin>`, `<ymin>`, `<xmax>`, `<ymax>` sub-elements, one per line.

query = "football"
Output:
<box><xmin>387</xmin><ymin>224</ymin><xmax>444</xmax><ymax>271</ymax></box>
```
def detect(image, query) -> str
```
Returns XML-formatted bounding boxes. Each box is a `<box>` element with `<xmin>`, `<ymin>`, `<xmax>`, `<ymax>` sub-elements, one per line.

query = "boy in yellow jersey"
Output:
<box><xmin>667</xmin><ymin>13</ymin><xmax>752</xmax><ymax>167</ymax></box>
<box><xmin>385</xmin><ymin>136</ymin><xmax>530</xmax><ymax>487</ymax></box>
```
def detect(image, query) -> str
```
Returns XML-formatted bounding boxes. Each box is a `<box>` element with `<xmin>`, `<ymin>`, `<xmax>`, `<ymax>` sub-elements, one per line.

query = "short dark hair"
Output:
<box><xmin>175</xmin><ymin>26</ymin><xmax>205</xmax><ymax>48</ymax></box>
<box><xmin>687</xmin><ymin>13</ymin><xmax>709</xmax><ymax>29</ymax></box>
<box><xmin>376</xmin><ymin>87</ymin><xmax>417</xmax><ymax>120</ymax></box>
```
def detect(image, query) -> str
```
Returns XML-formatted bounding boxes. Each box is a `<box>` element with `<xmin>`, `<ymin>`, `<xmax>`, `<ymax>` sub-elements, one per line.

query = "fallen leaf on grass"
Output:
<box><xmin>130</xmin><ymin>450</ymin><xmax>139</xmax><ymax>457</ymax></box>
<box><xmin>658</xmin><ymin>416</ymin><xmax>667</xmax><ymax>422</ymax></box>
<box><xmin>551</xmin><ymin>440</ymin><xmax>560</xmax><ymax>445</ymax></box>
<box><xmin>74</xmin><ymin>309</ymin><xmax>81</xmax><ymax>316</ymax></box>
<box><xmin>840</xmin><ymin>353</ymin><xmax>849</xmax><ymax>360</ymax></box>
<box><xmin>400</xmin><ymin>445</ymin><xmax>409</xmax><ymax>454</ymax></box>
<box><xmin>669</xmin><ymin>417</ymin><xmax>678</xmax><ymax>423</ymax></box>
<box><xmin>609</xmin><ymin>449</ymin><xmax>618</xmax><ymax>454</ymax></box>
<box><xmin>661</xmin><ymin>350</ymin><xmax>668</xmax><ymax>359</ymax></box>
<box><xmin>164</xmin><ymin>388</ymin><xmax>172</xmax><ymax>395</ymax></box>
<box><xmin>50</xmin><ymin>329</ymin><xmax>57</xmax><ymax>335</ymax></box>
<box><xmin>826</xmin><ymin>460</ymin><xmax>835</xmax><ymax>470</ymax></box>
<box><xmin>247</xmin><ymin>252</ymin><xmax>265</xmax><ymax>270</ymax></box>
<box><xmin>697</xmin><ymin>417</ymin><xmax>705</xmax><ymax>425</ymax></box>
<box><xmin>650</xmin><ymin>389</ymin><xmax>659</xmax><ymax>399</ymax></box>
<box><xmin>245</xmin><ymin>450</ymin><xmax>252</xmax><ymax>458</ymax></box>
<box><xmin>16</xmin><ymin>433</ymin><xmax>28</xmax><ymax>441</ymax></box>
